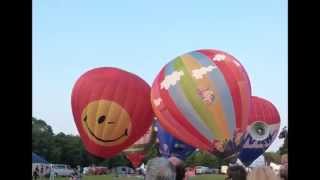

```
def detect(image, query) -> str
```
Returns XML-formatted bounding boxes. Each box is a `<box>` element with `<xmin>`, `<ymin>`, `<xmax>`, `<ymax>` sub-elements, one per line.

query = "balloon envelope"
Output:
<box><xmin>71</xmin><ymin>67</ymin><xmax>154</xmax><ymax>158</ymax></box>
<box><xmin>126</xmin><ymin>153</ymin><xmax>145</xmax><ymax>169</ymax></box>
<box><xmin>155</xmin><ymin>121</ymin><xmax>195</xmax><ymax>161</ymax></box>
<box><xmin>123</xmin><ymin>123</ymin><xmax>155</xmax><ymax>168</ymax></box>
<box><xmin>151</xmin><ymin>49</ymin><xmax>251</xmax><ymax>162</ymax></box>
<box><xmin>238</xmin><ymin>96</ymin><xmax>281</xmax><ymax>166</ymax></box>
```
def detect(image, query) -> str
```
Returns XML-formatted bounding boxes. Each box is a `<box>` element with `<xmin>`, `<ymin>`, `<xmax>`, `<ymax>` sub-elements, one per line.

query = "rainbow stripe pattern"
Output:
<box><xmin>151</xmin><ymin>49</ymin><xmax>251</xmax><ymax>159</ymax></box>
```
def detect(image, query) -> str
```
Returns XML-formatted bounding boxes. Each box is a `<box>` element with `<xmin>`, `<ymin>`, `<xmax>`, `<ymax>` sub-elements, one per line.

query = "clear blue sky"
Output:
<box><xmin>32</xmin><ymin>0</ymin><xmax>287</xmax><ymax>152</ymax></box>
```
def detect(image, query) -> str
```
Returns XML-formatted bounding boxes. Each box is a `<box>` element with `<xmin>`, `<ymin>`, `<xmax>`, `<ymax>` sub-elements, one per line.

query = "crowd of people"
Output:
<box><xmin>144</xmin><ymin>154</ymin><xmax>288</xmax><ymax>180</ymax></box>
<box><xmin>32</xmin><ymin>165</ymin><xmax>50</xmax><ymax>180</ymax></box>
<box><xmin>32</xmin><ymin>164</ymin><xmax>81</xmax><ymax>180</ymax></box>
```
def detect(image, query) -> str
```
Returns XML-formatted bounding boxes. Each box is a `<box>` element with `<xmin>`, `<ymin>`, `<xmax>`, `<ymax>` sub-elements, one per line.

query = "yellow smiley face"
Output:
<box><xmin>81</xmin><ymin>100</ymin><xmax>132</xmax><ymax>146</ymax></box>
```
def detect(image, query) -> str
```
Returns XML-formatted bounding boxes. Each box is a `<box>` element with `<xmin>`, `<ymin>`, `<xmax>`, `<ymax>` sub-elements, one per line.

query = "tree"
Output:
<box><xmin>32</xmin><ymin>117</ymin><xmax>105</xmax><ymax>167</ymax></box>
<box><xmin>110</xmin><ymin>155</ymin><xmax>130</xmax><ymax>167</ymax></box>
<box><xmin>263</xmin><ymin>152</ymin><xmax>281</xmax><ymax>165</ymax></box>
<box><xmin>278</xmin><ymin>135</ymin><xmax>288</xmax><ymax>155</ymax></box>
<box><xmin>143</xmin><ymin>143</ymin><xmax>160</xmax><ymax>164</ymax></box>
<box><xmin>32</xmin><ymin>117</ymin><xmax>55</xmax><ymax>161</ymax></box>
<box><xmin>262</xmin><ymin>127</ymin><xmax>288</xmax><ymax>165</ymax></box>
<box><xmin>185</xmin><ymin>150</ymin><xmax>222</xmax><ymax>168</ymax></box>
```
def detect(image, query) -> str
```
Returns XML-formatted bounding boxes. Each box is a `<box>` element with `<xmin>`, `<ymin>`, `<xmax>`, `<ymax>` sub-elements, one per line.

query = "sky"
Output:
<box><xmin>32</xmin><ymin>0</ymin><xmax>287</xmax><ymax>153</ymax></box>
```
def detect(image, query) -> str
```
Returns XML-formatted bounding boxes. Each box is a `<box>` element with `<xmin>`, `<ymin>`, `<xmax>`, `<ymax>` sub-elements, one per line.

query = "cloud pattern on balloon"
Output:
<box><xmin>192</xmin><ymin>65</ymin><xmax>217</xmax><ymax>79</ymax></box>
<box><xmin>160</xmin><ymin>70</ymin><xmax>184</xmax><ymax>90</ymax></box>
<box><xmin>212</xmin><ymin>54</ymin><xmax>226</xmax><ymax>61</ymax></box>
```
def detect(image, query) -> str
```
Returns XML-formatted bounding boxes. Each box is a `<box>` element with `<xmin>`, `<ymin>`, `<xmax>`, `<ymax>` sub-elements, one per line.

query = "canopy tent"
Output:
<box><xmin>32</xmin><ymin>152</ymin><xmax>49</xmax><ymax>164</ymax></box>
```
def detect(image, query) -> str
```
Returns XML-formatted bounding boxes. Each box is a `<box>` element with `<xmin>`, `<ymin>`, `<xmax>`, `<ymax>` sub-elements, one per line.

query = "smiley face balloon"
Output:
<box><xmin>71</xmin><ymin>67</ymin><xmax>154</xmax><ymax>158</ymax></box>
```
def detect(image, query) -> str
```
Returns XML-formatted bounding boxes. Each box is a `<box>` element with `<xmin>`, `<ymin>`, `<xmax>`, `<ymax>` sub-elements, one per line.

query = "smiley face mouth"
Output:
<box><xmin>84</xmin><ymin>120</ymin><xmax>128</xmax><ymax>143</ymax></box>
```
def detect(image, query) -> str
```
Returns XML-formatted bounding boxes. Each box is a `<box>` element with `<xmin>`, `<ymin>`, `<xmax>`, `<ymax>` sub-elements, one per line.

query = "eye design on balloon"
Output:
<box><xmin>249</xmin><ymin>121</ymin><xmax>270</xmax><ymax>141</ymax></box>
<box><xmin>97</xmin><ymin>115</ymin><xmax>106</xmax><ymax>124</ymax></box>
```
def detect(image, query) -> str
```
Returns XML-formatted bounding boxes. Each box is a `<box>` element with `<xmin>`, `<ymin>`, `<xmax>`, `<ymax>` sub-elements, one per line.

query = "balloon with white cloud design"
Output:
<box><xmin>151</xmin><ymin>49</ymin><xmax>252</xmax><ymax>163</ymax></box>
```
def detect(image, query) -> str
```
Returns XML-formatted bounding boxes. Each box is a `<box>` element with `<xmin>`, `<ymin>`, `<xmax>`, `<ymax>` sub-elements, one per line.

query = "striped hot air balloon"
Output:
<box><xmin>151</xmin><ymin>49</ymin><xmax>252</xmax><ymax>162</ymax></box>
<box><xmin>238</xmin><ymin>96</ymin><xmax>281</xmax><ymax>167</ymax></box>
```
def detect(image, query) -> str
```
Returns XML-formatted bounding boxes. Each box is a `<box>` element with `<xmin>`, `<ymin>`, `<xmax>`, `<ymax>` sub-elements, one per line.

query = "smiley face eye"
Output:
<box><xmin>97</xmin><ymin>115</ymin><xmax>106</xmax><ymax>124</ymax></box>
<box><xmin>83</xmin><ymin>115</ymin><xmax>87</xmax><ymax>122</ymax></box>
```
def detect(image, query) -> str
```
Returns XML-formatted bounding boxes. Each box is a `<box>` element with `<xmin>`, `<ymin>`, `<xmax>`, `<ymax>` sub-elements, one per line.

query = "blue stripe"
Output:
<box><xmin>189</xmin><ymin>51</ymin><xmax>236</xmax><ymax>135</ymax></box>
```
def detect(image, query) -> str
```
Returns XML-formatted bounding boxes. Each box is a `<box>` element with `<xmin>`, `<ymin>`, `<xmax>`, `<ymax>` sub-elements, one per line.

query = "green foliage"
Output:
<box><xmin>33</xmin><ymin>117</ymin><xmax>113</xmax><ymax>167</ymax></box>
<box><xmin>143</xmin><ymin>143</ymin><xmax>160</xmax><ymax>164</ymax></box>
<box><xmin>263</xmin><ymin>151</ymin><xmax>281</xmax><ymax>165</ymax></box>
<box><xmin>263</xmin><ymin>129</ymin><xmax>288</xmax><ymax>165</ymax></box>
<box><xmin>32</xmin><ymin>117</ymin><xmax>55</xmax><ymax>162</ymax></box>
<box><xmin>185</xmin><ymin>150</ymin><xmax>225</xmax><ymax>168</ymax></box>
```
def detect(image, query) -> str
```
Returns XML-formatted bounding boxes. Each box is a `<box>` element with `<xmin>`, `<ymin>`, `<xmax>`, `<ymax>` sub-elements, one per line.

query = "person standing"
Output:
<box><xmin>226</xmin><ymin>165</ymin><xmax>247</xmax><ymax>180</ymax></box>
<box><xmin>247</xmin><ymin>166</ymin><xmax>281</xmax><ymax>180</ymax></box>
<box><xmin>145</xmin><ymin>157</ymin><xmax>176</xmax><ymax>180</ymax></box>
<box><xmin>33</xmin><ymin>166</ymin><xmax>39</xmax><ymax>180</ymax></box>
<box><xmin>168</xmin><ymin>157</ymin><xmax>186</xmax><ymax>180</ymax></box>
<box><xmin>279</xmin><ymin>154</ymin><xmax>288</xmax><ymax>180</ymax></box>
<box><xmin>40</xmin><ymin>165</ymin><xmax>44</xmax><ymax>180</ymax></box>
<box><xmin>45</xmin><ymin>166</ymin><xmax>49</xmax><ymax>177</ymax></box>
<box><xmin>49</xmin><ymin>164</ymin><xmax>55</xmax><ymax>180</ymax></box>
<box><xmin>77</xmin><ymin>165</ymin><xmax>81</xmax><ymax>180</ymax></box>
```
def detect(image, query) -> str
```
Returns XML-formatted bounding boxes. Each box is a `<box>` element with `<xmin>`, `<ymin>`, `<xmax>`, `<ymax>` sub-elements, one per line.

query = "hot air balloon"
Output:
<box><xmin>151</xmin><ymin>49</ymin><xmax>251</xmax><ymax>162</ymax></box>
<box><xmin>71</xmin><ymin>67</ymin><xmax>154</xmax><ymax>158</ymax></box>
<box><xmin>155</xmin><ymin>120</ymin><xmax>195</xmax><ymax>161</ymax></box>
<box><xmin>238</xmin><ymin>96</ymin><xmax>281</xmax><ymax>167</ymax></box>
<box><xmin>123</xmin><ymin>122</ymin><xmax>156</xmax><ymax>168</ymax></box>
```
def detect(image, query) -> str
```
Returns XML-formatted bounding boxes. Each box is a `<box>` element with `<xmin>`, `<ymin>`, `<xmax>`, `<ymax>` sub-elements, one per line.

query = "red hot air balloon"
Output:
<box><xmin>151</xmin><ymin>49</ymin><xmax>251</xmax><ymax>162</ymax></box>
<box><xmin>71</xmin><ymin>67</ymin><xmax>154</xmax><ymax>158</ymax></box>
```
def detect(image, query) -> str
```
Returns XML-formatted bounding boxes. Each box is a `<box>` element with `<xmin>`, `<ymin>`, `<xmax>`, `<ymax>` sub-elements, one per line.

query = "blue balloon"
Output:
<box><xmin>238</xmin><ymin>149</ymin><xmax>265</xmax><ymax>167</ymax></box>
<box><xmin>238</xmin><ymin>132</ymin><xmax>278</xmax><ymax>167</ymax></box>
<box><xmin>155</xmin><ymin>121</ymin><xmax>195</xmax><ymax>161</ymax></box>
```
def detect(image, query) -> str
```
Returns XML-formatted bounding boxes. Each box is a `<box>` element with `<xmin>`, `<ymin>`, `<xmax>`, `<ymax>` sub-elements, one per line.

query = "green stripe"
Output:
<box><xmin>173</xmin><ymin>57</ymin><xmax>222</xmax><ymax>139</ymax></box>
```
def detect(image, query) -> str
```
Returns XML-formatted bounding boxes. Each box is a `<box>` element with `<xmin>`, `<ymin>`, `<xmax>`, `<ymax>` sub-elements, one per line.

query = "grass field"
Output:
<box><xmin>190</xmin><ymin>174</ymin><xmax>226</xmax><ymax>180</ymax></box>
<box><xmin>38</xmin><ymin>174</ymin><xmax>226</xmax><ymax>180</ymax></box>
